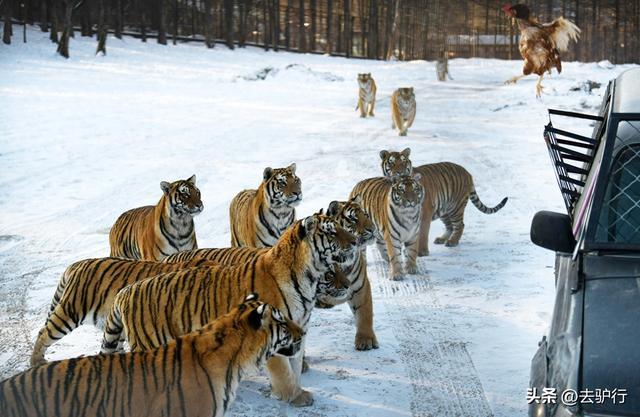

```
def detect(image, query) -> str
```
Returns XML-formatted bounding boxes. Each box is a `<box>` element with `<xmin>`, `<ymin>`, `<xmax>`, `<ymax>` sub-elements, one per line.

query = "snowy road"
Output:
<box><xmin>1</xmin><ymin>29</ymin><xmax>636</xmax><ymax>416</ymax></box>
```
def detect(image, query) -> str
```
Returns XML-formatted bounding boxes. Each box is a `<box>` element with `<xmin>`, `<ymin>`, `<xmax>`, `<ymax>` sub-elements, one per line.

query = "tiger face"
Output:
<box><xmin>390</xmin><ymin>173</ymin><xmax>424</xmax><ymax>209</ymax></box>
<box><xmin>302</xmin><ymin>212</ymin><xmax>358</xmax><ymax>266</ymax></box>
<box><xmin>316</xmin><ymin>264</ymin><xmax>351</xmax><ymax>307</ymax></box>
<box><xmin>380</xmin><ymin>148</ymin><xmax>412</xmax><ymax>178</ymax></box>
<box><xmin>397</xmin><ymin>87</ymin><xmax>415</xmax><ymax>102</ymax></box>
<box><xmin>242</xmin><ymin>294</ymin><xmax>304</xmax><ymax>358</ymax></box>
<box><xmin>160</xmin><ymin>175</ymin><xmax>203</xmax><ymax>216</ymax></box>
<box><xmin>263</xmin><ymin>163</ymin><xmax>302</xmax><ymax>208</ymax></box>
<box><xmin>327</xmin><ymin>196</ymin><xmax>377</xmax><ymax>247</ymax></box>
<box><xmin>357</xmin><ymin>73</ymin><xmax>373</xmax><ymax>88</ymax></box>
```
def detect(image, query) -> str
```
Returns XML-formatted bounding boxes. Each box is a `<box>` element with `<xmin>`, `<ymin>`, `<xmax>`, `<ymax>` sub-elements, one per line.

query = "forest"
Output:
<box><xmin>2</xmin><ymin>0</ymin><xmax>639</xmax><ymax>63</ymax></box>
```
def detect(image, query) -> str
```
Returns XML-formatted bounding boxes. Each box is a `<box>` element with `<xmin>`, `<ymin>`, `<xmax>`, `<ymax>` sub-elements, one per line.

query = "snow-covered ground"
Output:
<box><xmin>1</xmin><ymin>27</ymin><xmax>637</xmax><ymax>416</ymax></box>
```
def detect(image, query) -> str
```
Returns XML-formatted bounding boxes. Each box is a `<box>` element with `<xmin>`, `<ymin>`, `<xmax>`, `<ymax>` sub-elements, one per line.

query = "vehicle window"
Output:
<box><xmin>596</xmin><ymin>121</ymin><xmax>640</xmax><ymax>244</ymax></box>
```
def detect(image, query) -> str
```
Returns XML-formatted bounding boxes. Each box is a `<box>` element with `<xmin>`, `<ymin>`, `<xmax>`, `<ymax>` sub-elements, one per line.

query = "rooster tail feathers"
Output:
<box><xmin>550</xmin><ymin>17</ymin><xmax>581</xmax><ymax>52</ymax></box>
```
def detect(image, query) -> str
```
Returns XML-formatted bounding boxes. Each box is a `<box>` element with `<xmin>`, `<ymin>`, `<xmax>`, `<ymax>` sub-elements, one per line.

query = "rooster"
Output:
<box><xmin>502</xmin><ymin>3</ymin><xmax>581</xmax><ymax>97</ymax></box>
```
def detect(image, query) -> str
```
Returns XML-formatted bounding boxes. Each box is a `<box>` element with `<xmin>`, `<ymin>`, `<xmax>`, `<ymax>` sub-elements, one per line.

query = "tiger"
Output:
<box><xmin>229</xmin><ymin>164</ymin><xmax>301</xmax><ymax>248</ymax></box>
<box><xmin>350</xmin><ymin>174</ymin><xmax>424</xmax><ymax>280</ymax></box>
<box><xmin>109</xmin><ymin>174</ymin><xmax>202</xmax><ymax>261</ymax></box>
<box><xmin>101</xmin><ymin>212</ymin><xmax>357</xmax><ymax>407</ymax></box>
<box><xmin>2</xmin><ymin>294</ymin><xmax>303</xmax><ymax>417</ymax></box>
<box><xmin>30</xmin><ymin>256</ymin><xmax>218</xmax><ymax>366</ymax></box>
<box><xmin>391</xmin><ymin>87</ymin><xmax>416</xmax><ymax>136</ymax></box>
<box><xmin>380</xmin><ymin>148</ymin><xmax>508</xmax><ymax>255</ymax></box>
<box><xmin>164</xmin><ymin>197</ymin><xmax>380</xmax><ymax>351</ymax></box>
<box><xmin>356</xmin><ymin>73</ymin><xmax>377</xmax><ymax>118</ymax></box>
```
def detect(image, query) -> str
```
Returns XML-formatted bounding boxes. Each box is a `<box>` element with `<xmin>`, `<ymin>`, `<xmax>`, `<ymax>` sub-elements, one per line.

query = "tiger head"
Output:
<box><xmin>300</xmin><ymin>212</ymin><xmax>358</xmax><ymax>267</ymax></box>
<box><xmin>239</xmin><ymin>294</ymin><xmax>304</xmax><ymax>359</ymax></box>
<box><xmin>380</xmin><ymin>148</ymin><xmax>412</xmax><ymax>178</ymax></box>
<box><xmin>315</xmin><ymin>264</ymin><xmax>351</xmax><ymax>308</ymax></box>
<box><xmin>327</xmin><ymin>196</ymin><xmax>377</xmax><ymax>247</ymax></box>
<box><xmin>263</xmin><ymin>163</ymin><xmax>302</xmax><ymax>208</ymax></box>
<box><xmin>357</xmin><ymin>73</ymin><xmax>373</xmax><ymax>88</ymax></box>
<box><xmin>390</xmin><ymin>173</ymin><xmax>424</xmax><ymax>209</ymax></box>
<box><xmin>397</xmin><ymin>87</ymin><xmax>415</xmax><ymax>101</ymax></box>
<box><xmin>160</xmin><ymin>175</ymin><xmax>203</xmax><ymax>216</ymax></box>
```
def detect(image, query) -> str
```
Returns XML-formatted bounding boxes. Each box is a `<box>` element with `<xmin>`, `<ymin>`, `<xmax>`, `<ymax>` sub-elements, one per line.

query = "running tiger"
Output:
<box><xmin>102</xmin><ymin>212</ymin><xmax>357</xmax><ymax>407</ymax></box>
<box><xmin>391</xmin><ymin>87</ymin><xmax>416</xmax><ymax>136</ymax></box>
<box><xmin>109</xmin><ymin>175</ymin><xmax>202</xmax><ymax>261</ymax></box>
<box><xmin>229</xmin><ymin>164</ymin><xmax>301</xmax><ymax>248</ymax></box>
<box><xmin>165</xmin><ymin>197</ymin><xmax>379</xmax><ymax>350</ymax></box>
<box><xmin>350</xmin><ymin>174</ymin><xmax>424</xmax><ymax>280</ymax></box>
<box><xmin>356</xmin><ymin>73</ymin><xmax>377</xmax><ymax>118</ymax></box>
<box><xmin>380</xmin><ymin>148</ymin><xmax>508</xmax><ymax>255</ymax></box>
<box><xmin>2</xmin><ymin>295</ymin><xmax>303</xmax><ymax>417</ymax></box>
<box><xmin>30</xmin><ymin>256</ymin><xmax>216</xmax><ymax>366</ymax></box>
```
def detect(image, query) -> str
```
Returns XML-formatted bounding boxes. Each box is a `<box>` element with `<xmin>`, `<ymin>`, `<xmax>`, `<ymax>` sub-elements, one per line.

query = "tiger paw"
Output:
<box><xmin>390</xmin><ymin>269</ymin><xmax>404</xmax><ymax>280</ymax></box>
<box><xmin>301</xmin><ymin>358</ymin><xmax>309</xmax><ymax>373</ymax></box>
<box><xmin>399</xmin><ymin>131</ymin><xmax>407</xmax><ymax>137</ymax></box>
<box><xmin>445</xmin><ymin>240</ymin><xmax>459</xmax><ymax>247</ymax></box>
<box><xmin>355</xmin><ymin>332</ymin><xmax>379</xmax><ymax>350</ymax></box>
<box><xmin>291</xmin><ymin>390</ymin><xmax>314</xmax><ymax>407</ymax></box>
<box><xmin>360</xmin><ymin>114</ymin><xmax>366</xmax><ymax>118</ymax></box>
<box><xmin>434</xmin><ymin>237</ymin><xmax>447</xmax><ymax>244</ymax></box>
<box><xmin>405</xmin><ymin>263</ymin><xmax>418</xmax><ymax>274</ymax></box>
<box><xmin>418</xmin><ymin>249</ymin><xmax>430</xmax><ymax>256</ymax></box>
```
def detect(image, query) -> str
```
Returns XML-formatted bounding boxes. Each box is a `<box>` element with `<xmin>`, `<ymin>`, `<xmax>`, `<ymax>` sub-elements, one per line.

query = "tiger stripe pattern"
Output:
<box><xmin>101</xmin><ymin>213</ymin><xmax>357</xmax><ymax>407</ymax></box>
<box><xmin>380</xmin><ymin>148</ymin><xmax>508</xmax><ymax>255</ymax></box>
<box><xmin>165</xmin><ymin>197</ymin><xmax>379</xmax><ymax>350</ymax></box>
<box><xmin>3</xmin><ymin>295</ymin><xmax>303</xmax><ymax>417</ymax></box>
<box><xmin>356</xmin><ymin>73</ymin><xmax>377</xmax><ymax>118</ymax></box>
<box><xmin>350</xmin><ymin>174</ymin><xmax>424</xmax><ymax>280</ymax></box>
<box><xmin>30</xmin><ymin>256</ymin><xmax>217</xmax><ymax>366</ymax></box>
<box><xmin>109</xmin><ymin>174</ymin><xmax>202</xmax><ymax>261</ymax></box>
<box><xmin>390</xmin><ymin>87</ymin><xmax>416</xmax><ymax>136</ymax></box>
<box><xmin>229</xmin><ymin>164</ymin><xmax>301</xmax><ymax>248</ymax></box>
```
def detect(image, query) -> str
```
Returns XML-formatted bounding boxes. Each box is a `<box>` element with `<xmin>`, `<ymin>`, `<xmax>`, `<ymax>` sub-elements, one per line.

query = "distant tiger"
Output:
<box><xmin>102</xmin><ymin>213</ymin><xmax>357</xmax><ymax>407</ymax></box>
<box><xmin>30</xmin><ymin>256</ymin><xmax>216</xmax><ymax>366</ymax></box>
<box><xmin>391</xmin><ymin>87</ymin><xmax>416</xmax><ymax>136</ymax></box>
<box><xmin>229</xmin><ymin>164</ymin><xmax>301</xmax><ymax>248</ymax></box>
<box><xmin>380</xmin><ymin>148</ymin><xmax>508</xmax><ymax>255</ymax></box>
<box><xmin>165</xmin><ymin>197</ymin><xmax>380</xmax><ymax>351</ymax></box>
<box><xmin>109</xmin><ymin>175</ymin><xmax>202</xmax><ymax>261</ymax></box>
<box><xmin>356</xmin><ymin>73</ymin><xmax>377</xmax><ymax>117</ymax></box>
<box><xmin>3</xmin><ymin>295</ymin><xmax>303</xmax><ymax>417</ymax></box>
<box><xmin>350</xmin><ymin>174</ymin><xmax>424</xmax><ymax>280</ymax></box>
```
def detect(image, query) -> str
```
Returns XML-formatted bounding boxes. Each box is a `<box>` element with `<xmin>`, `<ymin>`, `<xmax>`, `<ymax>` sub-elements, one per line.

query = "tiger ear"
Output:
<box><xmin>160</xmin><ymin>181</ymin><xmax>171</xmax><ymax>195</ymax></box>
<box><xmin>263</xmin><ymin>167</ymin><xmax>274</xmax><ymax>181</ymax></box>
<box><xmin>248</xmin><ymin>304</ymin><xmax>266</xmax><ymax>330</ymax></box>
<box><xmin>351</xmin><ymin>194</ymin><xmax>363</xmax><ymax>206</ymax></box>
<box><xmin>379</xmin><ymin>150</ymin><xmax>389</xmax><ymax>160</ymax></box>
<box><xmin>244</xmin><ymin>293</ymin><xmax>259</xmax><ymax>302</ymax></box>
<box><xmin>401</xmin><ymin>148</ymin><xmax>411</xmax><ymax>157</ymax></box>
<box><xmin>327</xmin><ymin>201</ymin><xmax>341</xmax><ymax>217</ymax></box>
<box><xmin>187</xmin><ymin>174</ymin><xmax>196</xmax><ymax>185</ymax></box>
<box><xmin>413</xmin><ymin>172</ymin><xmax>422</xmax><ymax>181</ymax></box>
<box><xmin>287</xmin><ymin>163</ymin><xmax>297</xmax><ymax>174</ymax></box>
<box><xmin>302</xmin><ymin>215</ymin><xmax>318</xmax><ymax>236</ymax></box>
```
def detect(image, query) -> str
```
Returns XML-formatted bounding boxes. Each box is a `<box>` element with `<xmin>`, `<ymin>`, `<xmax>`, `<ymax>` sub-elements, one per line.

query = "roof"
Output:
<box><xmin>613</xmin><ymin>68</ymin><xmax>640</xmax><ymax>114</ymax></box>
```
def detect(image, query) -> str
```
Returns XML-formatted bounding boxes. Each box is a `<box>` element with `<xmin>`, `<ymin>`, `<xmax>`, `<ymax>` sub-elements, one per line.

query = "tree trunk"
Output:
<box><xmin>310</xmin><ymin>0</ymin><xmax>316</xmax><ymax>51</ymax></box>
<box><xmin>223</xmin><ymin>0</ymin><xmax>233</xmax><ymax>48</ymax></box>
<box><xmin>325</xmin><ymin>0</ymin><xmax>332</xmax><ymax>53</ymax></box>
<box><xmin>284</xmin><ymin>0</ymin><xmax>291</xmax><ymax>49</ymax></box>
<box><xmin>204</xmin><ymin>0</ymin><xmax>214</xmax><ymax>47</ymax></box>
<box><xmin>80</xmin><ymin>0</ymin><xmax>91</xmax><ymax>36</ymax></box>
<box><xmin>343</xmin><ymin>0</ymin><xmax>351</xmax><ymax>57</ymax></box>
<box><xmin>114</xmin><ymin>0</ymin><xmax>122</xmax><ymax>38</ymax></box>
<box><xmin>297</xmin><ymin>0</ymin><xmax>304</xmax><ymax>51</ymax></box>
<box><xmin>57</xmin><ymin>0</ymin><xmax>74</xmax><ymax>58</ymax></box>
<box><xmin>96</xmin><ymin>0</ymin><xmax>108</xmax><ymax>54</ymax></box>
<box><xmin>158</xmin><ymin>0</ymin><xmax>167</xmax><ymax>44</ymax></box>
<box><xmin>172</xmin><ymin>0</ymin><xmax>178</xmax><ymax>45</ymax></box>
<box><xmin>385</xmin><ymin>0</ymin><xmax>399</xmax><ymax>60</ymax></box>
<box><xmin>140</xmin><ymin>0</ymin><xmax>147</xmax><ymax>42</ymax></box>
<box><xmin>272</xmin><ymin>0</ymin><xmax>279</xmax><ymax>50</ymax></box>
<box><xmin>50</xmin><ymin>0</ymin><xmax>58</xmax><ymax>42</ymax></box>
<box><xmin>3</xmin><ymin>0</ymin><xmax>12</xmax><ymax>45</ymax></box>
<box><xmin>40</xmin><ymin>0</ymin><xmax>49</xmax><ymax>31</ymax></box>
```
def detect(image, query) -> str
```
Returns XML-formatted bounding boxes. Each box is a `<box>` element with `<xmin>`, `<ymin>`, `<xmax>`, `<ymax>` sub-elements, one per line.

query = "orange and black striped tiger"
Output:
<box><xmin>350</xmin><ymin>174</ymin><xmax>424</xmax><ymax>280</ymax></box>
<box><xmin>102</xmin><ymin>212</ymin><xmax>357</xmax><ymax>407</ymax></box>
<box><xmin>229</xmin><ymin>164</ymin><xmax>301</xmax><ymax>248</ymax></box>
<box><xmin>380</xmin><ymin>148</ymin><xmax>508</xmax><ymax>255</ymax></box>
<box><xmin>165</xmin><ymin>197</ymin><xmax>379</xmax><ymax>350</ymax></box>
<box><xmin>109</xmin><ymin>175</ymin><xmax>202</xmax><ymax>261</ymax></box>
<box><xmin>2</xmin><ymin>294</ymin><xmax>303</xmax><ymax>417</ymax></box>
<box><xmin>30</xmin><ymin>256</ymin><xmax>216</xmax><ymax>366</ymax></box>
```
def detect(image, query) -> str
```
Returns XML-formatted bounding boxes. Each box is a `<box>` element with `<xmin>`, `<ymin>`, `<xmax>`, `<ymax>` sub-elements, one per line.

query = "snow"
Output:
<box><xmin>0</xmin><ymin>27</ymin><xmax>637</xmax><ymax>417</ymax></box>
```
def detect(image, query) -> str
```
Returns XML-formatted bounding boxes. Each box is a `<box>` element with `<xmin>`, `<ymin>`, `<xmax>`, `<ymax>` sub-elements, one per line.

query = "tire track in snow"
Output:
<box><xmin>369</xmin><ymin>249</ymin><xmax>493</xmax><ymax>417</ymax></box>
